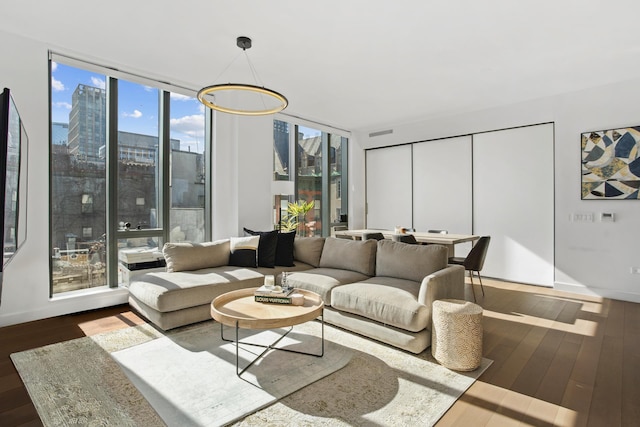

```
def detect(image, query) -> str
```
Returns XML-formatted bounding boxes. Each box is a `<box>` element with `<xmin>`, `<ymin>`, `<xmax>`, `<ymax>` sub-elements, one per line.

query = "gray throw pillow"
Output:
<box><xmin>294</xmin><ymin>237</ymin><xmax>325</xmax><ymax>267</ymax></box>
<box><xmin>376</xmin><ymin>239</ymin><xmax>448</xmax><ymax>281</ymax></box>
<box><xmin>319</xmin><ymin>237</ymin><xmax>377</xmax><ymax>276</ymax></box>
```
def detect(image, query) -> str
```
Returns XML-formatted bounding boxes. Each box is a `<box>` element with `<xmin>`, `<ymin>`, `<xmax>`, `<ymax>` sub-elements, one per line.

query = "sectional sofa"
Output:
<box><xmin>128</xmin><ymin>236</ymin><xmax>465</xmax><ymax>353</ymax></box>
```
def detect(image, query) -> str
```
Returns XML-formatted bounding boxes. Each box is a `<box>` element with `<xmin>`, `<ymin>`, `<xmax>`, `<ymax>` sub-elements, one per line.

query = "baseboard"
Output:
<box><xmin>554</xmin><ymin>281</ymin><xmax>640</xmax><ymax>303</ymax></box>
<box><xmin>0</xmin><ymin>287</ymin><xmax>129</xmax><ymax>327</ymax></box>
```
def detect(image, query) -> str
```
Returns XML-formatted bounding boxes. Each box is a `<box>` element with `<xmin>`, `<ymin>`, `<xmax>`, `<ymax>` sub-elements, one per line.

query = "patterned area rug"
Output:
<box><xmin>11</xmin><ymin>320</ymin><xmax>492</xmax><ymax>426</ymax></box>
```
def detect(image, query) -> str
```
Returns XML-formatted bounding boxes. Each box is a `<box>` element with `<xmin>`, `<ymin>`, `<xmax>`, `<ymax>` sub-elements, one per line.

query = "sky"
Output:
<box><xmin>50</xmin><ymin>61</ymin><xmax>325</xmax><ymax>154</ymax></box>
<box><xmin>50</xmin><ymin>61</ymin><xmax>206</xmax><ymax>153</ymax></box>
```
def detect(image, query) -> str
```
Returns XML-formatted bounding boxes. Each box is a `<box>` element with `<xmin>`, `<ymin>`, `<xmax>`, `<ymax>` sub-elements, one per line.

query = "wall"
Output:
<box><xmin>354</xmin><ymin>80</ymin><xmax>640</xmax><ymax>303</ymax></box>
<box><xmin>0</xmin><ymin>30</ymin><xmax>275</xmax><ymax>326</ymax></box>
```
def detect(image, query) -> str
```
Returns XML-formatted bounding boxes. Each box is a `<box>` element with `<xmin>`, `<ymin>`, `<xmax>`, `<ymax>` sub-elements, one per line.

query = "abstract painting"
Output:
<box><xmin>581</xmin><ymin>126</ymin><xmax>640</xmax><ymax>199</ymax></box>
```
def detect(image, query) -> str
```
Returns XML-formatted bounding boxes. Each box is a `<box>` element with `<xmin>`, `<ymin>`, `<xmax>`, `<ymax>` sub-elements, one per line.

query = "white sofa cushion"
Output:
<box><xmin>285</xmin><ymin>268</ymin><xmax>370</xmax><ymax>305</ymax></box>
<box><xmin>330</xmin><ymin>276</ymin><xmax>430</xmax><ymax>332</ymax></box>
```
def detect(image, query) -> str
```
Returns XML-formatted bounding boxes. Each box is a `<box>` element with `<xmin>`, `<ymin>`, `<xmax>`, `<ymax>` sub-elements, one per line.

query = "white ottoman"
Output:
<box><xmin>431</xmin><ymin>299</ymin><xmax>483</xmax><ymax>371</ymax></box>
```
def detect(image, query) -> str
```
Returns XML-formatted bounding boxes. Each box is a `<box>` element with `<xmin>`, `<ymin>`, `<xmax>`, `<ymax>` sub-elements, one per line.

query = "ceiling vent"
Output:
<box><xmin>368</xmin><ymin>129</ymin><xmax>393</xmax><ymax>138</ymax></box>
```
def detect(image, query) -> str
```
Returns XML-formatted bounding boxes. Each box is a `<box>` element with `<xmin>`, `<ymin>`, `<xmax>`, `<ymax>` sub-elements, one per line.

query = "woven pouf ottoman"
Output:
<box><xmin>431</xmin><ymin>299</ymin><xmax>483</xmax><ymax>371</ymax></box>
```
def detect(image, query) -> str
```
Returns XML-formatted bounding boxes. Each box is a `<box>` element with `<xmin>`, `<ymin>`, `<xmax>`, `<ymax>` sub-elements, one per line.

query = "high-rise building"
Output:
<box><xmin>67</xmin><ymin>84</ymin><xmax>106</xmax><ymax>161</ymax></box>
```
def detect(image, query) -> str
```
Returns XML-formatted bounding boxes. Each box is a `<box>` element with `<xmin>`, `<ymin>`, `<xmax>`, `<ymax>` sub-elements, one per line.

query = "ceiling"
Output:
<box><xmin>3</xmin><ymin>0</ymin><xmax>640</xmax><ymax>133</ymax></box>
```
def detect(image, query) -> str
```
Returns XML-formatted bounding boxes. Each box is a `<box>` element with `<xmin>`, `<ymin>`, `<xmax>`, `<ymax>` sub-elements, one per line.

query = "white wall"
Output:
<box><xmin>354</xmin><ymin>80</ymin><xmax>640</xmax><ymax>303</ymax></box>
<box><xmin>412</xmin><ymin>136</ymin><xmax>472</xmax><ymax>238</ymax></box>
<box><xmin>366</xmin><ymin>145</ymin><xmax>412</xmax><ymax>229</ymax></box>
<box><xmin>473</xmin><ymin>124</ymin><xmax>554</xmax><ymax>285</ymax></box>
<box><xmin>0</xmin><ymin>30</ymin><xmax>276</xmax><ymax>326</ymax></box>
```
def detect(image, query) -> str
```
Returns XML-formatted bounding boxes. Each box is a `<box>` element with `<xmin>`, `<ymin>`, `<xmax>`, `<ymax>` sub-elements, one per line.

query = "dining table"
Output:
<box><xmin>333</xmin><ymin>229</ymin><xmax>479</xmax><ymax>258</ymax></box>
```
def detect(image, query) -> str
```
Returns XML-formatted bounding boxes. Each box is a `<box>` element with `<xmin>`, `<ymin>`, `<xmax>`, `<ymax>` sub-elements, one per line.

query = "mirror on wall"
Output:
<box><xmin>0</xmin><ymin>88</ymin><xmax>29</xmax><ymax>305</ymax></box>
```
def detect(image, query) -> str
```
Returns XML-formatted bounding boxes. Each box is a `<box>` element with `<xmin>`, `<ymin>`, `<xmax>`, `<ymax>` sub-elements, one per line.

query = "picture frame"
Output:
<box><xmin>581</xmin><ymin>126</ymin><xmax>640</xmax><ymax>199</ymax></box>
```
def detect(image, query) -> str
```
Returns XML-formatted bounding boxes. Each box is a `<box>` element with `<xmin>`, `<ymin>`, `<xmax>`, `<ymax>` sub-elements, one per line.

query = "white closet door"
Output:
<box><xmin>366</xmin><ymin>145</ymin><xmax>412</xmax><ymax>230</ymax></box>
<box><xmin>413</xmin><ymin>136</ymin><xmax>472</xmax><ymax>256</ymax></box>
<box><xmin>473</xmin><ymin>123</ymin><xmax>554</xmax><ymax>286</ymax></box>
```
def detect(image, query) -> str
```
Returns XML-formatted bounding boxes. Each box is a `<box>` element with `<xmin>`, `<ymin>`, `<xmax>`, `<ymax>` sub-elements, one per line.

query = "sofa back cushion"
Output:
<box><xmin>294</xmin><ymin>237</ymin><xmax>325</xmax><ymax>267</ymax></box>
<box><xmin>163</xmin><ymin>240</ymin><xmax>230</xmax><ymax>272</ymax></box>
<box><xmin>319</xmin><ymin>237</ymin><xmax>377</xmax><ymax>276</ymax></box>
<box><xmin>376</xmin><ymin>240</ymin><xmax>447</xmax><ymax>282</ymax></box>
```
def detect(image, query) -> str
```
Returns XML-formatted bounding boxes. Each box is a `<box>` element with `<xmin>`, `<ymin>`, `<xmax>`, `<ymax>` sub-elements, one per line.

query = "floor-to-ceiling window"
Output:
<box><xmin>273</xmin><ymin>119</ymin><xmax>348</xmax><ymax>237</ymax></box>
<box><xmin>50</xmin><ymin>55</ymin><xmax>209</xmax><ymax>294</ymax></box>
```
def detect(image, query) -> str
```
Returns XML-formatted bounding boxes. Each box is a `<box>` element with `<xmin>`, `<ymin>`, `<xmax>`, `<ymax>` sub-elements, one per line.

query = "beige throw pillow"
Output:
<box><xmin>163</xmin><ymin>240</ymin><xmax>230</xmax><ymax>272</ymax></box>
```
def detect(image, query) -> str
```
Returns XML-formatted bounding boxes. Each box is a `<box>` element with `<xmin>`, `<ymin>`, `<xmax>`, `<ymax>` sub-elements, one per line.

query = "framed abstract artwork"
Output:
<box><xmin>581</xmin><ymin>126</ymin><xmax>640</xmax><ymax>199</ymax></box>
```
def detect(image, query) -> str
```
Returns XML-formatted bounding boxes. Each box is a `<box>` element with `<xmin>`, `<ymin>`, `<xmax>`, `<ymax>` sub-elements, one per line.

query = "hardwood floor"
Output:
<box><xmin>0</xmin><ymin>279</ymin><xmax>638</xmax><ymax>426</ymax></box>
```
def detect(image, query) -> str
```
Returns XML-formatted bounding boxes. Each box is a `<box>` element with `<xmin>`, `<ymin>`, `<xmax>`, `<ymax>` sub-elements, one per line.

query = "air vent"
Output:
<box><xmin>368</xmin><ymin>129</ymin><xmax>393</xmax><ymax>138</ymax></box>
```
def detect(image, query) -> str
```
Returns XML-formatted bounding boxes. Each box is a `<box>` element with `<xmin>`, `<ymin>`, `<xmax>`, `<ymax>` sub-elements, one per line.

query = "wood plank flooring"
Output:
<box><xmin>0</xmin><ymin>279</ymin><xmax>638</xmax><ymax>426</ymax></box>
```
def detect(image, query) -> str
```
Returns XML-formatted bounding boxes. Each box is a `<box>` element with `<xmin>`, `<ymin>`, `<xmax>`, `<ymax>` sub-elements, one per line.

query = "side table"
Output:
<box><xmin>431</xmin><ymin>298</ymin><xmax>483</xmax><ymax>371</ymax></box>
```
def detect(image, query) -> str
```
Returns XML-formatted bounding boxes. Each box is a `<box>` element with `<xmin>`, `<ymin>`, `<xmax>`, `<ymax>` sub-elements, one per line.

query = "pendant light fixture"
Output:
<box><xmin>197</xmin><ymin>36</ymin><xmax>288</xmax><ymax>116</ymax></box>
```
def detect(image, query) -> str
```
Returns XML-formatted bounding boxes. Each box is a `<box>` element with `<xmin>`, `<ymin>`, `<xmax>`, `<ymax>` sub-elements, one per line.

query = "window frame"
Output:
<box><xmin>274</xmin><ymin>116</ymin><xmax>349</xmax><ymax>237</ymax></box>
<box><xmin>49</xmin><ymin>52</ymin><xmax>212</xmax><ymax>293</ymax></box>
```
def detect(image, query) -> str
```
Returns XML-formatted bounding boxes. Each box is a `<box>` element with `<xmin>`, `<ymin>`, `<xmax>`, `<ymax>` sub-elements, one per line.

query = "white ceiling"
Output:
<box><xmin>3</xmin><ymin>0</ymin><xmax>640</xmax><ymax>133</ymax></box>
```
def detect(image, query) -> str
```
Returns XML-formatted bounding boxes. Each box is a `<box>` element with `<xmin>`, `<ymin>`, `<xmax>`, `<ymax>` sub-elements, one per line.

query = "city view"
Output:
<box><xmin>50</xmin><ymin>62</ymin><xmax>206</xmax><ymax>293</ymax></box>
<box><xmin>49</xmin><ymin>62</ymin><xmax>347</xmax><ymax>294</ymax></box>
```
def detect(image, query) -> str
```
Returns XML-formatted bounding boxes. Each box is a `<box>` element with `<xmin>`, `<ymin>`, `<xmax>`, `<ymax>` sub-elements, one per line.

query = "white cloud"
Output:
<box><xmin>123</xmin><ymin>109</ymin><xmax>143</xmax><ymax>119</ymax></box>
<box><xmin>91</xmin><ymin>76</ymin><xmax>106</xmax><ymax>89</ymax></box>
<box><xmin>170</xmin><ymin>114</ymin><xmax>205</xmax><ymax>138</ymax></box>
<box><xmin>53</xmin><ymin>101</ymin><xmax>72</xmax><ymax>110</ymax></box>
<box><xmin>51</xmin><ymin>77</ymin><xmax>65</xmax><ymax>92</ymax></box>
<box><xmin>170</xmin><ymin>93</ymin><xmax>192</xmax><ymax>101</ymax></box>
<box><xmin>51</xmin><ymin>61</ymin><xmax>58</xmax><ymax>72</ymax></box>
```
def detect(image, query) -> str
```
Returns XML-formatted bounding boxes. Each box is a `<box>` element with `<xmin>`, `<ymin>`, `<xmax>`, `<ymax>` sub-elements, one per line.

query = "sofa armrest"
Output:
<box><xmin>418</xmin><ymin>264</ymin><xmax>465</xmax><ymax>310</ymax></box>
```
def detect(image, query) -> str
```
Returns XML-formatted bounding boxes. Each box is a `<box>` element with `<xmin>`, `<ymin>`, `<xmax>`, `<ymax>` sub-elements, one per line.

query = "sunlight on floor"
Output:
<box><xmin>482</xmin><ymin>309</ymin><xmax>599</xmax><ymax>337</ymax></box>
<box><xmin>78</xmin><ymin>312</ymin><xmax>143</xmax><ymax>336</ymax></box>
<box><xmin>465</xmin><ymin>381</ymin><xmax>580</xmax><ymax>426</ymax></box>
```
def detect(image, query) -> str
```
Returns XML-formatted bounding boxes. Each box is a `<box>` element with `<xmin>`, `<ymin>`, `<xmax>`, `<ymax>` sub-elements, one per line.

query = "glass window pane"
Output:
<box><xmin>169</xmin><ymin>93</ymin><xmax>206</xmax><ymax>243</ymax></box>
<box><xmin>117</xmin><ymin>80</ymin><xmax>160</xmax><ymax>231</ymax></box>
<box><xmin>297</xmin><ymin>126</ymin><xmax>323</xmax><ymax>236</ymax></box>
<box><xmin>330</xmin><ymin>135</ymin><xmax>348</xmax><ymax>229</ymax></box>
<box><xmin>274</xmin><ymin>120</ymin><xmax>290</xmax><ymax>180</ymax></box>
<box><xmin>51</xmin><ymin>62</ymin><xmax>107</xmax><ymax>293</ymax></box>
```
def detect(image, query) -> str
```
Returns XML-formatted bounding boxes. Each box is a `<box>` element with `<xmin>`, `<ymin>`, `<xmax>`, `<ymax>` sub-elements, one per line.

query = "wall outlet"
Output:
<box><xmin>600</xmin><ymin>212</ymin><xmax>615</xmax><ymax>222</ymax></box>
<box><xmin>630</xmin><ymin>267</ymin><xmax>640</xmax><ymax>274</ymax></box>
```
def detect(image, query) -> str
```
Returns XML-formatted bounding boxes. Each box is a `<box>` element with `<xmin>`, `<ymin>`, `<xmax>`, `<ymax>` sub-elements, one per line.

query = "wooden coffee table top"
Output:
<box><xmin>210</xmin><ymin>288</ymin><xmax>324</xmax><ymax>329</ymax></box>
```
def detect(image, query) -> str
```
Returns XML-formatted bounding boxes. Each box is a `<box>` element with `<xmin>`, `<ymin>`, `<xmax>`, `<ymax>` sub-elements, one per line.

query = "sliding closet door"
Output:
<box><xmin>366</xmin><ymin>145</ymin><xmax>412</xmax><ymax>229</ymax></box>
<box><xmin>473</xmin><ymin>123</ymin><xmax>554</xmax><ymax>286</ymax></box>
<box><xmin>413</xmin><ymin>136</ymin><xmax>472</xmax><ymax>256</ymax></box>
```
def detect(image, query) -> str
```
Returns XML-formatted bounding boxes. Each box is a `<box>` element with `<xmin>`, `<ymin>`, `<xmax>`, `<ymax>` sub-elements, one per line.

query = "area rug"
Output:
<box><xmin>11</xmin><ymin>320</ymin><xmax>492</xmax><ymax>426</ymax></box>
<box><xmin>111</xmin><ymin>323</ymin><xmax>352</xmax><ymax>426</ymax></box>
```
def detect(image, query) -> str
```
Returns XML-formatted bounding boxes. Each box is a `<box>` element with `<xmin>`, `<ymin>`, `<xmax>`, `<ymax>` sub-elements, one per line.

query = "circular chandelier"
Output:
<box><xmin>197</xmin><ymin>37</ymin><xmax>288</xmax><ymax>116</ymax></box>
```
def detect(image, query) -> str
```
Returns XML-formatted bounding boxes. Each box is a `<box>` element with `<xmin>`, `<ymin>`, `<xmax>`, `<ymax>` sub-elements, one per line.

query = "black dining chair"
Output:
<box><xmin>428</xmin><ymin>229</ymin><xmax>448</xmax><ymax>234</ymax></box>
<box><xmin>448</xmin><ymin>236</ymin><xmax>490</xmax><ymax>302</ymax></box>
<box><xmin>362</xmin><ymin>232</ymin><xmax>385</xmax><ymax>241</ymax></box>
<box><xmin>391</xmin><ymin>234</ymin><xmax>418</xmax><ymax>244</ymax></box>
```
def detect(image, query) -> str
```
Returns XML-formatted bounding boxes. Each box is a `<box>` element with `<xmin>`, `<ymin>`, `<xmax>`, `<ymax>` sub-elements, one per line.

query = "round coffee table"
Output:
<box><xmin>211</xmin><ymin>287</ymin><xmax>324</xmax><ymax>376</ymax></box>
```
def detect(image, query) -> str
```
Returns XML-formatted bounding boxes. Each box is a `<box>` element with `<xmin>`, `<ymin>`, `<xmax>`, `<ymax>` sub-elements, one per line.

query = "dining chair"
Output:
<box><xmin>362</xmin><ymin>232</ymin><xmax>385</xmax><ymax>241</ymax></box>
<box><xmin>391</xmin><ymin>234</ymin><xmax>418</xmax><ymax>244</ymax></box>
<box><xmin>428</xmin><ymin>229</ymin><xmax>448</xmax><ymax>234</ymax></box>
<box><xmin>448</xmin><ymin>236</ymin><xmax>490</xmax><ymax>302</ymax></box>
